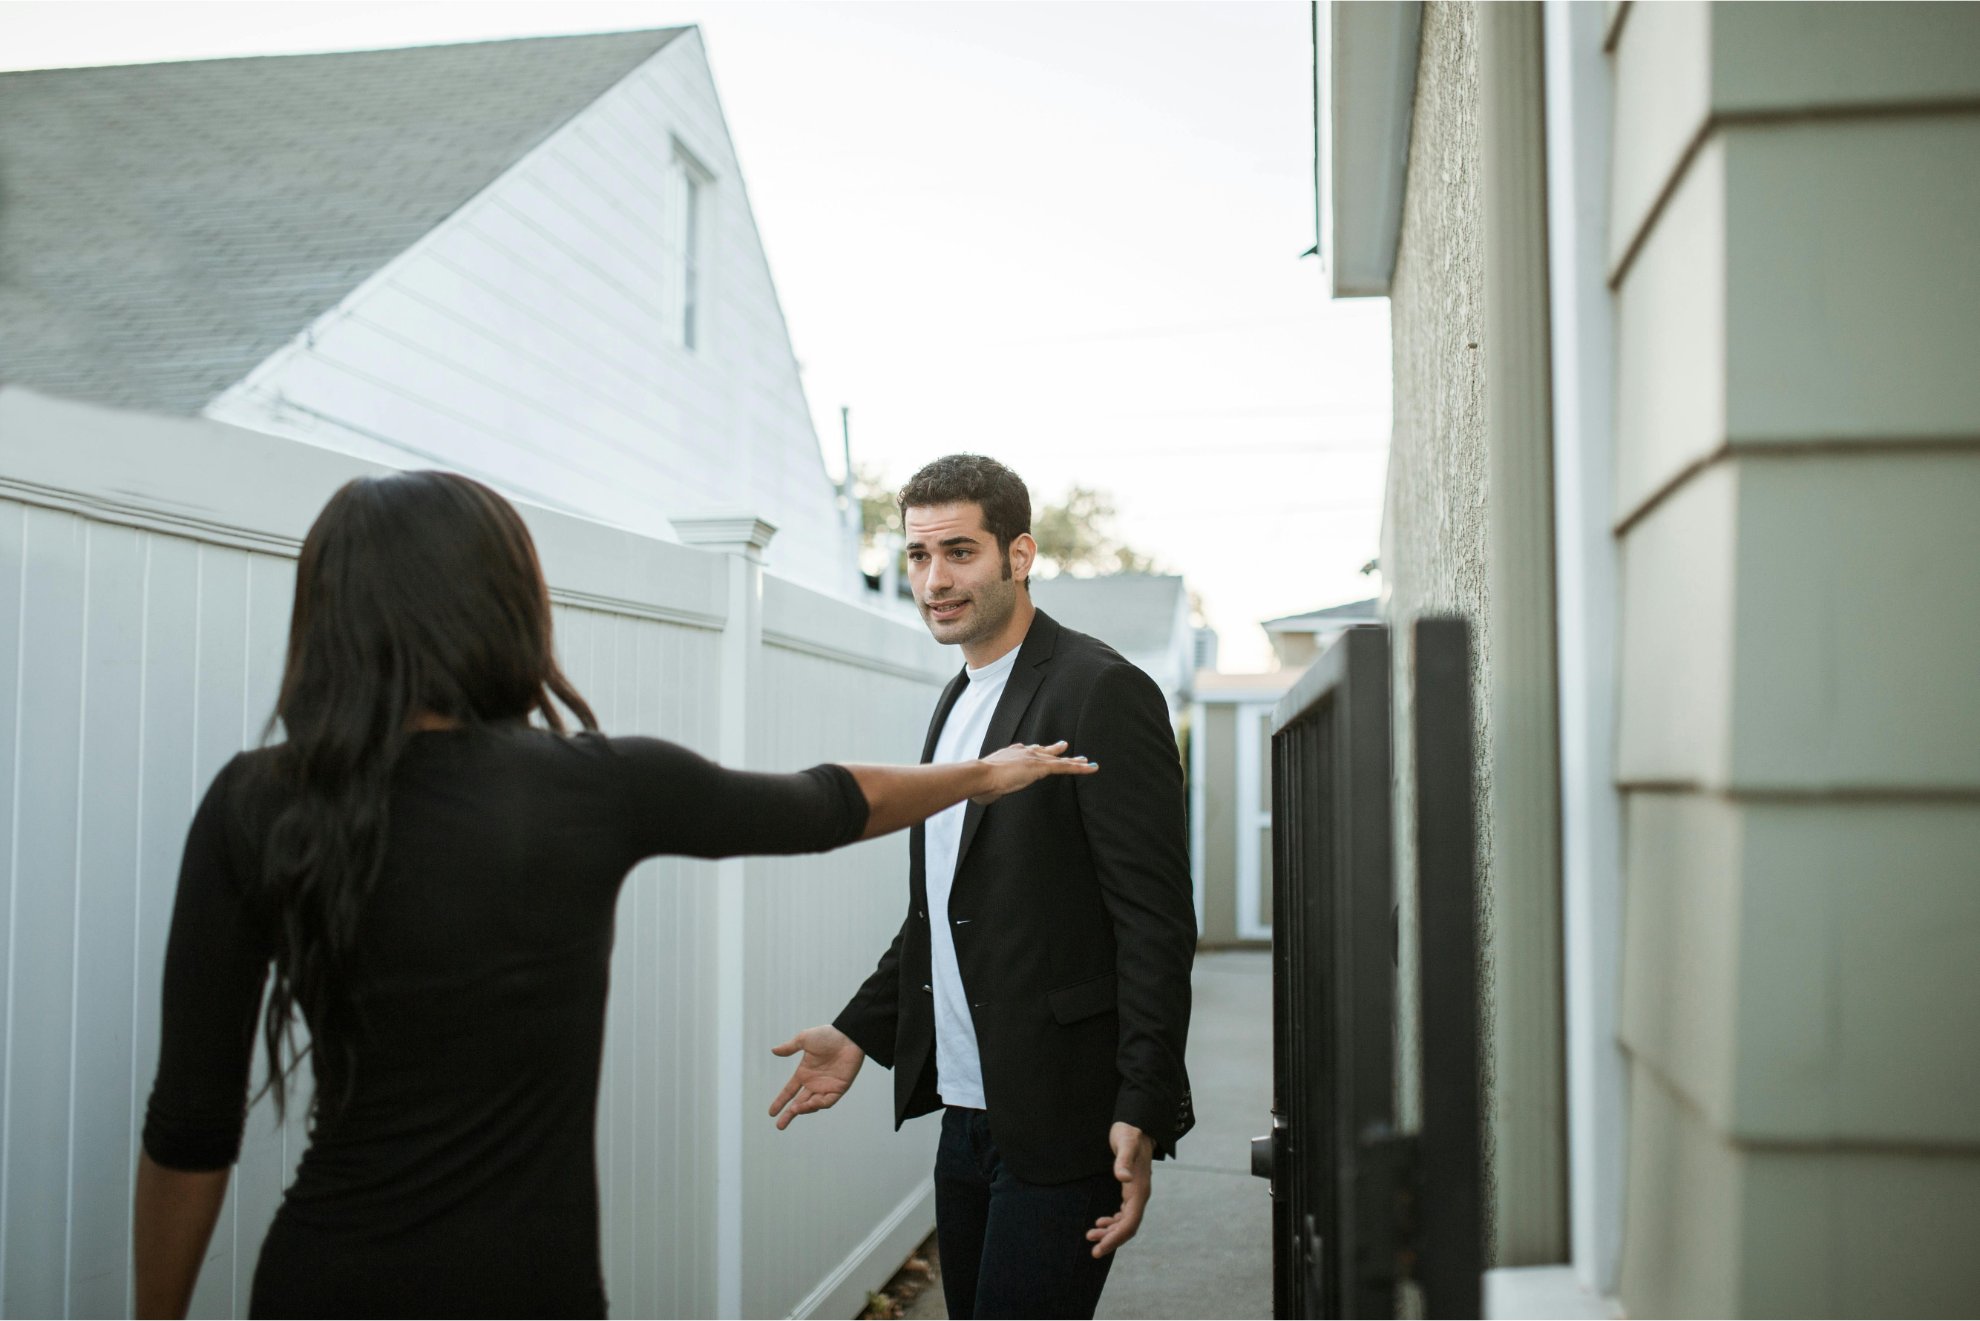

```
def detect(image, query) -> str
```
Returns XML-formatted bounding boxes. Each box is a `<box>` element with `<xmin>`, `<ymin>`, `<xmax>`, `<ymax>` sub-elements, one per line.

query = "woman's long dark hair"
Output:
<box><xmin>260</xmin><ymin>471</ymin><xmax>597</xmax><ymax>1124</ymax></box>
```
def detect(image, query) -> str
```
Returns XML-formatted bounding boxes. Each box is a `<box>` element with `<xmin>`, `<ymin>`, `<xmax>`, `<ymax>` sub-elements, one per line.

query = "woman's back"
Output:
<box><xmin>145</xmin><ymin>723</ymin><xmax>866</xmax><ymax>1318</ymax></box>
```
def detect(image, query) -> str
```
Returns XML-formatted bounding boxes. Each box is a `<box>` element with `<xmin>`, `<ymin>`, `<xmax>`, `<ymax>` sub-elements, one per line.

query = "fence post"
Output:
<box><xmin>1413</xmin><ymin>617</ymin><xmax>1483</xmax><ymax>1319</ymax></box>
<box><xmin>673</xmin><ymin>512</ymin><xmax>777</xmax><ymax>1318</ymax></box>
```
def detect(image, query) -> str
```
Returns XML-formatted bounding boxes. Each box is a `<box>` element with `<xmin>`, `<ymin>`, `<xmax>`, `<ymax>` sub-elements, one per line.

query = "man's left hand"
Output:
<box><xmin>1087</xmin><ymin>1122</ymin><xmax>1154</xmax><ymax>1257</ymax></box>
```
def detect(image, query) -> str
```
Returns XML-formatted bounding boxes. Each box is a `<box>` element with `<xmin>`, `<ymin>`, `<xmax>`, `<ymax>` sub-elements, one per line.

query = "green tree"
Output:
<box><xmin>855</xmin><ymin>474</ymin><xmax>1157</xmax><ymax>578</ymax></box>
<box><xmin>852</xmin><ymin>462</ymin><xmax>902</xmax><ymax>550</ymax></box>
<box><xmin>1032</xmin><ymin>486</ymin><xmax>1159</xmax><ymax>577</ymax></box>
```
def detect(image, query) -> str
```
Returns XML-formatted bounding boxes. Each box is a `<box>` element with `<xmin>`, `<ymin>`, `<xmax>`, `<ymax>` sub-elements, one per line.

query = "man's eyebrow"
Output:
<box><xmin>903</xmin><ymin>533</ymin><xmax>983</xmax><ymax>549</ymax></box>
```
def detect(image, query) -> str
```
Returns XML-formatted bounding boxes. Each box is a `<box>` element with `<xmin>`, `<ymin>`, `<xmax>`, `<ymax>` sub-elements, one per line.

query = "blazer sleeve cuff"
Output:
<box><xmin>1114</xmin><ymin>1085</ymin><xmax>1195</xmax><ymax>1158</ymax></box>
<box><xmin>833</xmin><ymin>1006</ymin><xmax>897</xmax><ymax>1070</ymax></box>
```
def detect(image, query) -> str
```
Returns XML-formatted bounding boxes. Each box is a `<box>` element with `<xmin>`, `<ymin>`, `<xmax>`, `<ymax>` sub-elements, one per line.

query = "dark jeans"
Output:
<box><xmin>934</xmin><ymin>1106</ymin><xmax>1122</xmax><ymax>1320</ymax></box>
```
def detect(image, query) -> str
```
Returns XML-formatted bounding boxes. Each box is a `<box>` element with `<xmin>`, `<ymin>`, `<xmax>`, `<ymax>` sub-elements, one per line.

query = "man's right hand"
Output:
<box><xmin>769</xmin><ymin>1025</ymin><xmax>865</xmax><ymax>1129</ymax></box>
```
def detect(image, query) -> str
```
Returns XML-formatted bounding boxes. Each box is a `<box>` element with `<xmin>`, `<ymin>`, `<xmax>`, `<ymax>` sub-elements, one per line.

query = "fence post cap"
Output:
<box><xmin>673</xmin><ymin>511</ymin><xmax>778</xmax><ymax>562</ymax></box>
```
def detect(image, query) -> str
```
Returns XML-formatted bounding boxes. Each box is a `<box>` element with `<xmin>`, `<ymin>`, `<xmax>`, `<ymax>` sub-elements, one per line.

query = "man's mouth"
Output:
<box><xmin>927</xmin><ymin>598</ymin><xmax>970</xmax><ymax>623</ymax></box>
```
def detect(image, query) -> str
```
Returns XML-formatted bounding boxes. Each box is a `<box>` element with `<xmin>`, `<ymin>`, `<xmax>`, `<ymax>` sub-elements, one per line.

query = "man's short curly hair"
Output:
<box><xmin>897</xmin><ymin>454</ymin><xmax>1032</xmax><ymax>581</ymax></box>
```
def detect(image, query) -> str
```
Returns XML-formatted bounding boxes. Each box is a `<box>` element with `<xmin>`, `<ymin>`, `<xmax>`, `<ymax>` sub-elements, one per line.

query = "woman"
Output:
<box><xmin>132</xmin><ymin>472</ymin><xmax>1092</xmax><ymax>1319</ymax></box>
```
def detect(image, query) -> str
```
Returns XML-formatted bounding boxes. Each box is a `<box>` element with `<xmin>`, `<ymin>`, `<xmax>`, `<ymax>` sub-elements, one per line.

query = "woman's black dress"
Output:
<box><xmin>141</xmin><ymin>724</ymin><xmax>868</xmax><ymax>1318</ymax></box>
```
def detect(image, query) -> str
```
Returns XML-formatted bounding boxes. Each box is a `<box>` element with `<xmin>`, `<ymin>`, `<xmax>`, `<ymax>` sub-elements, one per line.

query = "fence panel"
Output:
<box><xmin>1262</xmin><ymin>620</ymin><xmax>1482</xmax><ymax>1319</ymax></box>
<box><xmin>1266</xmin><ymin>626</ymin><xmax>1395</xmax><ymax>1318</ymax></box>
<box><xmin>0</xmin><ymin>509</ymin><xmax>304</xmax><ymax>1319</ymax></box>
<box><xmin>0</xmin><ymin>387</ymin><xmax>948</xmax><ymax>1319</ymax></box>
<box><xmin>744</xmin><ymin>636</ymin><xmax>945</xmax><ymax>1319</ymax></box>
<box><xmin>555</xmin><ymin>604</ymin><xmax>727</xmax><ymax>1321</ymax></box>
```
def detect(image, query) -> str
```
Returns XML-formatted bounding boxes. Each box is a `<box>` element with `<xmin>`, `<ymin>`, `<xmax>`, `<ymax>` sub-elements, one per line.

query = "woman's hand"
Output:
<box><xmin>849</xmin><ymin>744</ymin><xmax>1096</xmax><ymax>838</ymax></box>
<box><xmin>972</xmin><ymin>741</ymin><xmax>1096</xmax><ymax>804</ymax></box>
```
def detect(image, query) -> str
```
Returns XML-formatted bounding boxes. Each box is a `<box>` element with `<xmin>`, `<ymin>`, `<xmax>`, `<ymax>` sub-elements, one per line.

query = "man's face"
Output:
<box><xmin>904</xmin><ymin>502</ymin><xmax>1032</xmax><ymax>647</ymax></box>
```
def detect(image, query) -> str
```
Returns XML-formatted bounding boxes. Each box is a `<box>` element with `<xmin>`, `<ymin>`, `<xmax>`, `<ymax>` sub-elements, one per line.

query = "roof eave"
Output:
<box><xmin>1319</xmin><ymin>0</ymin><xmax>1422</xmax><ymax>299</ymax></box>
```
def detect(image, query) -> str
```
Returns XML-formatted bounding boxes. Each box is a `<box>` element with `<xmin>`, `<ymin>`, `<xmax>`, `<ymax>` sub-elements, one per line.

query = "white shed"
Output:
<box><xmin>1186</xmin><ymin>600</ymin><xmax>1379</xmax><ymax>946</ymax></box>
<box><xmin>0</xmin><ymin>29</ymin><xmax>858</xmax><ymax>600</ymax></box>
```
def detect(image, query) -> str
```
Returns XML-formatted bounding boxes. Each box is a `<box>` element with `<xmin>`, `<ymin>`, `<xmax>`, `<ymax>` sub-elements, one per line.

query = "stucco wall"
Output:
<box><xmin>1380</xmin><ymin>0</ymin><xmax>1502</xmax><ymax>1255</ymax></box>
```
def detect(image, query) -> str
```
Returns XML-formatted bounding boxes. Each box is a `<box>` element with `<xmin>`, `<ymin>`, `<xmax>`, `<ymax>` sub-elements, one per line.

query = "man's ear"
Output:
<box><xmin>1009</xmin><ymin>532</ymin><xmax>1037</xmax><ymax>586</ymax></box>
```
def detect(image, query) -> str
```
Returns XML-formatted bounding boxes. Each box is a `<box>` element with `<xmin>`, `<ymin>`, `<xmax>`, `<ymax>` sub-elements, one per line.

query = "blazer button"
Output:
<box><xmin>923</xmin><ymin>984</ymin><xmax>933</xmax><ymax>993</ymax></box>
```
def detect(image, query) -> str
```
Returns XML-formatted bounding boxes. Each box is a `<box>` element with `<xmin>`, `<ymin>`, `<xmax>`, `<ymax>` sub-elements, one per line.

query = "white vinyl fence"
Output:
<box><xmin>0</xmin><ymin>388</ymin><xmax>950</xmax><ymax>1320</ymax></box>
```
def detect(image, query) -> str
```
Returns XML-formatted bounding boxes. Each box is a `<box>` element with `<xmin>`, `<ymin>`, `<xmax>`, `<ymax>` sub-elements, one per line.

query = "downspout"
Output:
<box><xmin>1478</xmin><ymin>0</ymin><xmax>1571</xmax><ymax>1269</ymax></box>
<box><xmin>1541</xmin><ymin>0</ymin><xmax>1627</xmax><ymax>1297</ymax></box>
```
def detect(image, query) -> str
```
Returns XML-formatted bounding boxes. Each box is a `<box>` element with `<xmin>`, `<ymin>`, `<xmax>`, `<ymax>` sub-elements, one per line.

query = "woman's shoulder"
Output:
<box><xmin>569</xmin><ymin>730</ymin><xmax>714</xmax><ymax>775</ymax></box>
<box><xmin>473</xmin><ymin>724</ymin><xmax>712</xmax><ymax>779</ymax></box>
<box><xmin>209</xmin><ymin>745</ymin><xmax>288</xmax><ymax>813</ymax></box>
<box><xmin>186</xmin><ymin>747</ymin><xmax>292</xmax><ymax>890</ymax></box>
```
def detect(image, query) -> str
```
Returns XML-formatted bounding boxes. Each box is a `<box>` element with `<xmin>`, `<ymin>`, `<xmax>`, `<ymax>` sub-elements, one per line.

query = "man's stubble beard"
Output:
<box><xmin>926</xmin><ymin>570</ymin><xmax>1020</xmax><ymax>649</ymax></box>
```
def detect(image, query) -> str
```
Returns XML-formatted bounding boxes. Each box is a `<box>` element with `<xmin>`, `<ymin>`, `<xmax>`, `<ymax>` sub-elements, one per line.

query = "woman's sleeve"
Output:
<box><xmin>612</xmin><ymin>736</ymin><xmax>870</xmax><ymax>862</ymax></box>
<box><xmin>141</xmin><ymin>757</ymin><xmax>273</xmax><ymax>1171</ymax></box>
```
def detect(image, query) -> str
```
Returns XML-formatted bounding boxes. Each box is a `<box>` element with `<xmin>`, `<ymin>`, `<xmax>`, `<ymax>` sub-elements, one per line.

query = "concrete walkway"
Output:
<box><xmin>887</xmin><ymin>949</ymin><xmax>1274</xmax><ymax>1321</ymax></box>
<box><xmin>1096</xmin><ymin>949</ymin><xmax>1273</xmax><ymax>1320</ymax></box>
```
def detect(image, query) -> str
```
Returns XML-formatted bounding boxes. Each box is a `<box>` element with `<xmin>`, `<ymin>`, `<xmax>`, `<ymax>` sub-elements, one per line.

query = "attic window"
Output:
<box><xmin>681</xmin><ymin>173</ymin><xmax>701</xmax><ymax>350</ymax></box>
<box><xmin>670</xmin><ymin>143</ymin><xmax>713</xmax><ymax>354</ymax></box>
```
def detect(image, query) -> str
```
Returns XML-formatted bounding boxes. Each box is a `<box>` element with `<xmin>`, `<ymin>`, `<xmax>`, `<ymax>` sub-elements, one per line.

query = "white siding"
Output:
<box><xmin>206</xmin><ymin>30</ymin><xmax>856</xmax><ymax>604</ymax></box>
<box><xmin>0</xmin><ymin>388</ymin><xmax>949</xmax><ymax>1319</ymax></box>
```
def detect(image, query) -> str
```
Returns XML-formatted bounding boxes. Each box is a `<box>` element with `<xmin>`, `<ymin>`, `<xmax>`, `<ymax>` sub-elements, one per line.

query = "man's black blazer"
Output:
<box><xmin>834</xmin><ymin>608</ymin><xmax>1197</xmax><ymax>1185</ymax></box>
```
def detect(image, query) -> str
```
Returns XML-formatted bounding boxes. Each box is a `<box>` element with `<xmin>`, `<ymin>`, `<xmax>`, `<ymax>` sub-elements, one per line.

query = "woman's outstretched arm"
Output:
<box><xmin>617</xmin><ymin>738</ymin><xmax>1095</xmax><ymax>860</ymax></box>
<box><xmin>845</xmin><ymin>740</ymin><xmax>1096</xmax><ymax>839</ymax></box>
<box><xmin>134</xmin><ymin>1150</ymin><xmax>229</xmax><ymax>1319</ymax></box>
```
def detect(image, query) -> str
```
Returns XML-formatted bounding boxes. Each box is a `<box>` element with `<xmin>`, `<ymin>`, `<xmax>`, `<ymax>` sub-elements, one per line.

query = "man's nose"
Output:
<box><xmin>925</xmin><ymin>557</ymin><xmax>953</xmax><ymax>592</ymax></box>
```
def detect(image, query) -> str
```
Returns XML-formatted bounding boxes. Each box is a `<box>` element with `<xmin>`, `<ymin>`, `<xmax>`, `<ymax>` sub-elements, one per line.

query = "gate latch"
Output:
<box><xmin>1251</xmin><ymin>1112</ymin><xmax>1287</xmax><ymax>1181</ymax></box>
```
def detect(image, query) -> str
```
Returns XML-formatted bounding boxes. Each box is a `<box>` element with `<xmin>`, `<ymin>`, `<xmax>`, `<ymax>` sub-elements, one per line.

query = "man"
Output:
<box><xmin>769</xmin><ymin>455</ymin><xmax>1196</xmax><ymax>1320</ymax></box>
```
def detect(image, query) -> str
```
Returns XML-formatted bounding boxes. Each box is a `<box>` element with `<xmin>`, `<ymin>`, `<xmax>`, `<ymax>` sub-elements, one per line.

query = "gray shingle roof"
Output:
<box><xmin>1032</xmin><ymin>574</ymin><xmax>1188</xmax><ymax>657</ymax></box>
<box><xmin>0</xmin><ymin>29</ymin><xmax>685</xmax><ymax>414</ymax></box>
<box><xmin>1262</xmin><ymin>597</ymin><xmax>1381</xmax><ymax>632</ymax></box>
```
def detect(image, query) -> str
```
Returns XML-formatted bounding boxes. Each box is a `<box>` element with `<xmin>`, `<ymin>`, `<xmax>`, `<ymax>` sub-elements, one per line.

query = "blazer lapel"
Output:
<box><xmin>922</xmin><ymin>668</ymin><xmax>971</xmax><ymax>765</ymax></box>
<box><xmin>953</xmin><ymin>610</ymin><xmax>1062</xmax><ymax>870</ymax></box>
<box><xmin>910</xmin><ymin>666</ymin><xmax>970</xmax><ymax>907</ymax></box>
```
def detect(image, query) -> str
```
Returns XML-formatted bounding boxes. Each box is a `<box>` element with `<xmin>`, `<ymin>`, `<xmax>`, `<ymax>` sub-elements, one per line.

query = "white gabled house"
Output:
<box><xmin>0</xmin><ymin>29</ymin><xmax>858</xmax><ymax>599</ymax></box>
<box><xmin>0</xmin><ymin>35</ymin><xmax>956</xmax><ymax>1319</ymax></box>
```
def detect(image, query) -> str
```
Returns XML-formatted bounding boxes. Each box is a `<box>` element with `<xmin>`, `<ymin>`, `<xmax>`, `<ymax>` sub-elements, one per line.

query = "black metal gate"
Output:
<box><xmin>1253</xmin><ymin>620</ymin><xmax>1482</xmax><ymax>1319</ymax></box>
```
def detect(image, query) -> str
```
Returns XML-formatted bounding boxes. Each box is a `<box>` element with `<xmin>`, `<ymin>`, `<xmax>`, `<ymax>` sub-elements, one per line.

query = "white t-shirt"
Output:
<box><xmin>923</xmin><ymin>644</ymin><xmax>1020</xmax><ymax>1111</ymax></box>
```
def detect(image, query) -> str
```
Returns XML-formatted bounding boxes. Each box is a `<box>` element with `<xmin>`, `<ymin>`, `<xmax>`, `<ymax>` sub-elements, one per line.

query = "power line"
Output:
<box><xmin>1131</xmin><ymin>502</ymin><xmax>1380</xmax><ymax>520</ymax></box>
<box><xmin>982</xmin><ymin>313</ymin><xmax>1322</xmax><ymax>349</ymax></box>
<box><xmin>1107</xmin><ymin>440</ymin><xmax>1388</xmax><ymax>458</ymax></box>
<box><xmin>1071</xmin><ymin>405</ymin><xmax>1389</xmax><ymax>422</ymax></box>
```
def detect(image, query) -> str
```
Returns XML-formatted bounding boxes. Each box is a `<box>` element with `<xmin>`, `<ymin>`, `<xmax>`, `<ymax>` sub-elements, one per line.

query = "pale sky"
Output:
<box><xmin>0</xmin><ymin>0</ymin><xmax>1392</xmax><ymax>671</ymax></box>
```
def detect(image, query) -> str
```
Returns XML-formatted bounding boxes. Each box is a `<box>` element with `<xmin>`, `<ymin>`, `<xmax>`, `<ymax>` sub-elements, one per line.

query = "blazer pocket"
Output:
<box><xmin>1047</xmin><ymin>973</ymin><xmax>1118</xmax><ymax>1025</ymax></box>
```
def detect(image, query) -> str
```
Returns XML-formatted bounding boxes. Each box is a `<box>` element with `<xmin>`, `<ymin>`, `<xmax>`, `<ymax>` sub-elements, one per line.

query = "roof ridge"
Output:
<box><xmin>0</xmin><ymin>27</ymin><xmax>692</xmax><ymax>80</ymax></box>
<box><xmin>0</xmin><ymin>26</ymin><xmax>689</xmax><ymax>413</ymax></box>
